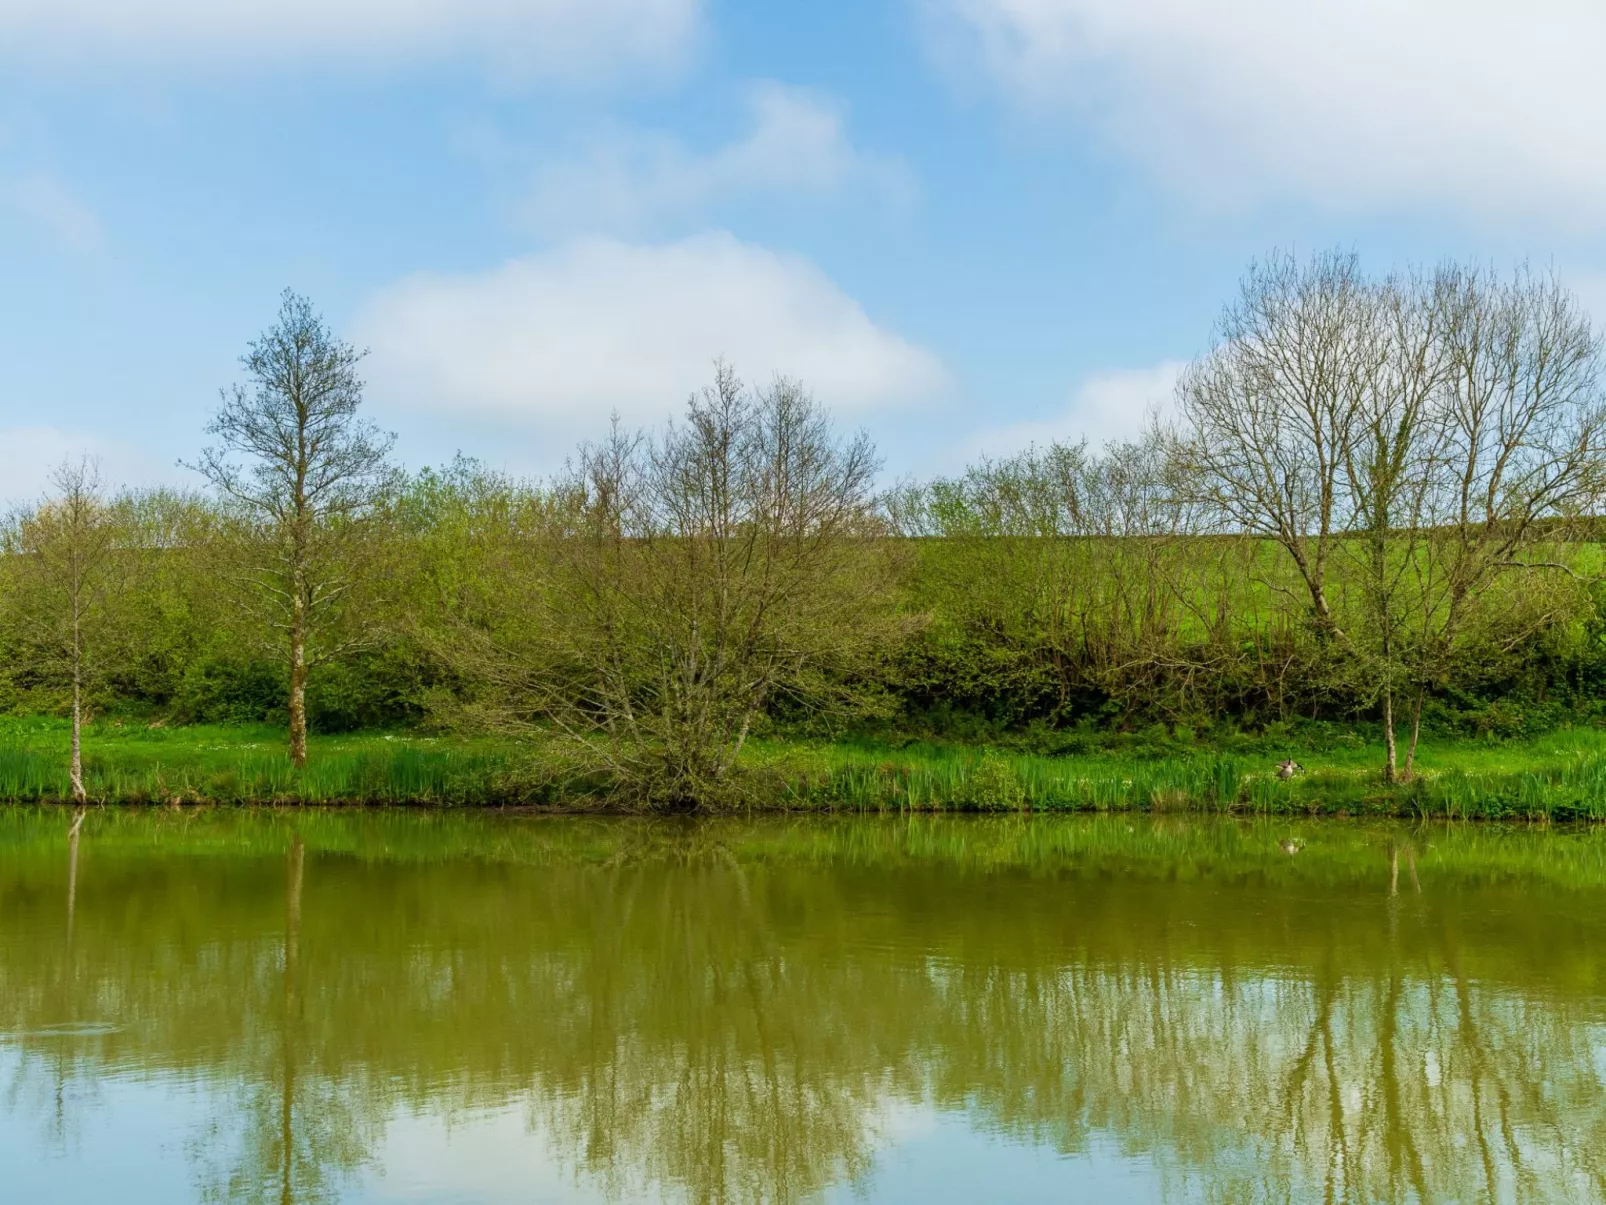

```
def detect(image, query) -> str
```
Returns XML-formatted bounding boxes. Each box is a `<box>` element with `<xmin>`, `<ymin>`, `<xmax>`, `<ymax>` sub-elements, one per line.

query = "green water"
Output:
<box><xmin>2</xmin><ymin>811</ymin><xmax>1605</xmax><ymax>1204</ymax></box>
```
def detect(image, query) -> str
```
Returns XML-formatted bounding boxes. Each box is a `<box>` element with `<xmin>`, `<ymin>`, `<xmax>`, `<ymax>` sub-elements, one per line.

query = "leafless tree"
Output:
<box><xmin>459</xmin><ymin>367</ymin><xmax>893</xmax><ymax>809</ymax></box>
<box><xmin>1401</xmin><ymin>266</ymin><xmax>1606</xmax><ymax>773</ymax></box>
<box><xmin>1175</xmin><ymin>252</ymin><xmax>1606</xmax><ymax>779</ymax></box>
<box><xmin>188</xmin><ymin>291</ymin><xmax>396</xmax><ymax>768</ymax></box>
<box><xmin>1176</xmin><ymin>251</ymin><xmax>1380</xmax><ymax>639</ymax></box>
<box><xmin>1336</xmin><ymin>269</ymin><xmax>1451</xmax><ymax>779</ymax></box>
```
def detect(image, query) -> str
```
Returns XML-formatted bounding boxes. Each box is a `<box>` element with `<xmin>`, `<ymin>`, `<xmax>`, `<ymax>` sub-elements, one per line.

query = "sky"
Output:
<box><xmin>4</xmin><ymin>0</ymin><xmax>1606</xmax><ymax>502</ymax></box>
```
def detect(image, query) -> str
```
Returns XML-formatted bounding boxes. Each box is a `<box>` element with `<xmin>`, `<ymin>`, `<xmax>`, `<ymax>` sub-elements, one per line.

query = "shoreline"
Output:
<box><xmin>11</xmin><ymin>798</ymin><xmax>1606</xmax><ymax>826</ymax></box>
<box><xmin>8</xmin><ymin>719</ymin><xmax>1606</xmax><ymax>820</ymax></box>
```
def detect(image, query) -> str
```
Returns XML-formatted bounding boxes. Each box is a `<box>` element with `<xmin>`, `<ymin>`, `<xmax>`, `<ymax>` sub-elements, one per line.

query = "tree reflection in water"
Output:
<box><xmin>1</xmin><ymin>814</ymin><xmax>1603</xmax><ymax>1204</ymax></box>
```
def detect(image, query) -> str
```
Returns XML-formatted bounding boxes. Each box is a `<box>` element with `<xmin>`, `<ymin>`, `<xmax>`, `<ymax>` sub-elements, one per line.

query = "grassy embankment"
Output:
<box><xmin>7</xmin><ymin>715</ymin><xmax>1606</xmax><ymax>819</ymax></box>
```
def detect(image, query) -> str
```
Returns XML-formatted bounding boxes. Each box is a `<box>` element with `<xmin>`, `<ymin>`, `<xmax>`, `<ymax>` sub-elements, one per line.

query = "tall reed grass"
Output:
<box><xmin>5</xmin><ymin>717</ymin><xmax>1606</xmax><ymax>818</ymax></box>
<box><xmin>758</xmin><ymin>736</ymin><xmax>1606</xmax><ymax>821</ymax></box>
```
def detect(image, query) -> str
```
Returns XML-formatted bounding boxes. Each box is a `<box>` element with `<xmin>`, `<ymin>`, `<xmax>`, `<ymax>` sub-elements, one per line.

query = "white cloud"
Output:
<box><xmin>526</xmin><ymin>83</ymin><xmax>913</xmax><ymax>232</ymax></box>
<box><xmin>969</xmin><ymin>360</ymin><xmax>1184</xmax><ymax>457</ymax></box>
<box><xmin>928</xmin><ymin>0</ymin><xmax>1606</xmax><ymax>224</ymax></box>
<box><xmin>4</xmin><ymin>171</ymin><xmax>102</xmax><ymax>251</ymax></box>
<box><xmin>353</xmin><ymin>233</ymin><xmax>949</xmax><ymax>436</ymax></box>
<box><xmin>0</xmin><ymin>0</ymin><xmax>698</xmax><ymax>79</ymax></box>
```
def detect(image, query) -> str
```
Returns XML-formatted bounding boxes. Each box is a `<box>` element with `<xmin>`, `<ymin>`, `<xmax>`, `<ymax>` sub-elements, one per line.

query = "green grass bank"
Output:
<box><xmin>8</xmin><ymin>716</ymin><xmax>1606</xmax><ymax>819</ymax></box>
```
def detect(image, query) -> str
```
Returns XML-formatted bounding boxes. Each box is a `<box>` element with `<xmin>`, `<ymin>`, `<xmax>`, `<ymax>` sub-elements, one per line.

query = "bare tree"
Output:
<box><xmin>188</xmin><ymin>291</ymin><xmax>396</xmax><ymax>768</ymax></box>
<box><xmin>10</xmin><ymin>459</ymin><xmax>118</xmax><ymax>802</ymax></box>
<box><xmin>1401</xmin><ymin>266</ymin><xmax>1606</xmax><ymax>774</ymax></box>
<box><xmin>1176</xmin><ymin>252</ymin><xmax>1606</xmax><ymax>779</ymax></box>
<box><xmin>457</xmin><ymin>367</ymin><xmax>894</xmax><ymax>809</ymax></box>
<box><xmin>1336</xmin><ymin>269</ymin><xmax>1450</xmax><ymax>780</ymax></box>
<box><xmin>1177</xmin><ymin>251</ymin><xmax>1380</xmax><ymax>640</ymax></box>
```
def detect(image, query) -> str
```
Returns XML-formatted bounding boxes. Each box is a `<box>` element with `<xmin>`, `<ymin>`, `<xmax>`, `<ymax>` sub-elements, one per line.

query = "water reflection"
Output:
<box><xmin>1</xmin><ymin>813</ymin><xmax>1604</xmax><ymax>1204</ymax></box>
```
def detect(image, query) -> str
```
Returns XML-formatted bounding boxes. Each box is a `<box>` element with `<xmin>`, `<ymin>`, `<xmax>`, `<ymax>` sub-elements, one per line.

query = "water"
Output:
<box><xmin>2</xmin><ymin>810</ymin><xmax>1605</xmax><ymax>1204</ymax></box>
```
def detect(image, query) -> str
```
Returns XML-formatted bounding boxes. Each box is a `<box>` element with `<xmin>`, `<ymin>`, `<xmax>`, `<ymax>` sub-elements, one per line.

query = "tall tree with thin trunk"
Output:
<box><xmin>189</xmin><ymin>291</ymin><xmax>396</xmax><ymax>768</ymax></box>
<box><xmin>10</xmin><ymin>459</ymin><xmax>117</xmax><ymax>802</ymax></box>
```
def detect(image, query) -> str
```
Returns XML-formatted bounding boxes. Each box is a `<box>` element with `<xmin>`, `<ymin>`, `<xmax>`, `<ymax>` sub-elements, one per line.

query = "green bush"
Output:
<box><xmin>171</xmin><ymin>657</ymin><xmax>285</xmax><ymax>726</ymax></box>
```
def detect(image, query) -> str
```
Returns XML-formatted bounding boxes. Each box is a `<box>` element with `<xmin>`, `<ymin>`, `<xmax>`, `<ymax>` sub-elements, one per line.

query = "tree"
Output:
<box><xmin>9</xmin><ymin>459</ymin><xmax>118</xmax><ymax>802</ymax></box>
<box><xmin>1177</xmin><ymin>251</ymin><xmax>1378</xmax><ymax>643</ymax></box>
<box><xmin>1335</xmin><ymin>268</ymin><xmax>1449</xmax><ymax>780</ymax></box>
<box><xmin>189</xmin><ymin>291</ymin><xmax>397</xmax><ymax>768</ymax></box>
<box><xmin>453</xmin><ymin>367</ymin><xmax>895</xmax><ymax>809</ymax></box>
<box><xmin>1177</xmin><ymin>253</ymin><xmax>1606</xmax><ymax>780</ymax></box>
<box><xmin>1401</xmin><ymin>266</ymin><xmax>1606</xmax><ymax>774</ymax></box>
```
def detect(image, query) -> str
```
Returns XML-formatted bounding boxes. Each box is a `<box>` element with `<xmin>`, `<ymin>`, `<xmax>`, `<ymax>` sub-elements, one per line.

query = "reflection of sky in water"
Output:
<box><xmin>0</xmin><ymin>1062</ymin><xmax>1174</xmax><ymax>1205</ymax></box>
<box><xmin>0</xmin><ymin>1059</ymin><xmax>210</xmax><ymax>1205</ymax></box>
<box><xmin>3</xmin><ymin>813</ymin><xmax>1606</xmax><ymax>1203</ymax></box>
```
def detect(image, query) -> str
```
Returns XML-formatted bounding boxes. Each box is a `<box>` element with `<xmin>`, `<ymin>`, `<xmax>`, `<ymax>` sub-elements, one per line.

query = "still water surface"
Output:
<box><xmin>2</xmin><ymin>810</ymin><xmax>1604</xmax><ymax>1204</ymax></box>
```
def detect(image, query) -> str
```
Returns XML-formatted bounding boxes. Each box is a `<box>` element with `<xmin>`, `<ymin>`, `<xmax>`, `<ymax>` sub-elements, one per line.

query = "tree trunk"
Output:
<box><xmin>288</xmin><ymin>595</ymin><xmax>308</xmax><ymax>770</ymax></box>
<box><xmin>1382</xmin><ymin>689</ymin><xmax>1398</xmax><ymax>784</ymax></box>
<box><xmin>70</xmin><ymin>659</ymin><xmax>86</xmax><ymax>804</ymax></box>
<box><xmin>1403</xmin><ymin>688</ymin><xmax>1425</xmax><ymax>779</ymax></box>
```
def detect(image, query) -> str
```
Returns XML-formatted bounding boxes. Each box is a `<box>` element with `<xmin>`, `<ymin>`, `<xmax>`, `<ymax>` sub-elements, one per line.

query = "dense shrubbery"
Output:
<box><xmin>1</xmin><ymin>475</ymin><xmax>1601</xmax><ymax>747</ymax></box>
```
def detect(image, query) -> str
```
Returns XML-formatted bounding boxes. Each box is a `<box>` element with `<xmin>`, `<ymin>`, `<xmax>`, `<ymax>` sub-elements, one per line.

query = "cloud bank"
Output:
<box><xmin>526</xmin><ymin>83</ymin><xmax>912</xmax><ymax>233</ymax></box>
<box><xmin>970</xmin><ymin>360</ymin><xmax>1185</xmax><ymax>457</ymax></box>
<box><xmin>354</xmin><ymin>233</ymin><xmax>948</xmax><ymax>435</ymax></box>
<box><xmin>930</xmin><ymin>0</ymin><xmax>1606</xmax><ymax>224</ymax></box>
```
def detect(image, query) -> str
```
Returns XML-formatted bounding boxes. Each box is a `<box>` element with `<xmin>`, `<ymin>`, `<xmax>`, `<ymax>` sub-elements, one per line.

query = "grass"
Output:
<box><xmin>0</xmin><ymin>717</ymin><xmax>528</xmax><ymax>807</ymax></box>
<box><xmin>748</xmin><ymin>729</ymin><xmax>1606</xmax><ymax>821</ymax></box>
<box><xmin>6</xmin><ymin>714</ymin><xmax>1606</xmax><ymax>819</ymax></box>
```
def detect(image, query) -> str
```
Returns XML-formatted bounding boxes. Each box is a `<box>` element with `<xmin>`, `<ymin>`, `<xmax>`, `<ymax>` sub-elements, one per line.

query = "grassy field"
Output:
<box><xmin>6</xmin><ymin>715</ymin><xmax>1606</xmax><ymax>819</ymax></box>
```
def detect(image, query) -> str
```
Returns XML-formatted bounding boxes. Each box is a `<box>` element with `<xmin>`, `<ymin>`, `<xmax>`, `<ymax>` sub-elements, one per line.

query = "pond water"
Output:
<box><xmin>2</xmin><ymin>810</ymin><xmax>1605</xmax><ymax>1204</ymax></box>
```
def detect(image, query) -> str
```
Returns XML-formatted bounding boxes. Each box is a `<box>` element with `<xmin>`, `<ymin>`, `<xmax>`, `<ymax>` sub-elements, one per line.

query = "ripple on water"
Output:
<box><xmin>1</xmin><ymin>1022</ymin><xmax>122</xmax><ymax>1040</ymax></box>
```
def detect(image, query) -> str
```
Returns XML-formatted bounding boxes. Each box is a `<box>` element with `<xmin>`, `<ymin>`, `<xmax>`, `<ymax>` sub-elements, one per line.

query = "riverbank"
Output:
<box><xmin>6</xmin><ymin>716</ymin><xmax>1606</xmax><ymax>819</ymax></box>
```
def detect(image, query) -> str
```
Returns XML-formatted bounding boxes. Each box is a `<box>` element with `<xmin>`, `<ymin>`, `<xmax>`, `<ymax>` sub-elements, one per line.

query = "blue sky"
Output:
<box><xmin>4</xmin><ymin>0</ymin><xmax>1606</xmax><ymax>500</ymax></box>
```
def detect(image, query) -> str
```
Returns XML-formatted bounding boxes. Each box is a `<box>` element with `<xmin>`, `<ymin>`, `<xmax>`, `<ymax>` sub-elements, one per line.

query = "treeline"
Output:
<box><xmin>5</xmin><ymin>253</ymin><xmax>1606</xmax><ymax>804</ymax></box>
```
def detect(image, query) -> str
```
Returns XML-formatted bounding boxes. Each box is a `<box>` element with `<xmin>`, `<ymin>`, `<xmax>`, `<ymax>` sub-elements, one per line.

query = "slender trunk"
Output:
<box><xmin>70</xmin><ymin>671</ymin><xmax>86</xmax><ymax>804</ymax></box>
<box><xmin>1382</xmin><ymin>689</ymin><xmax>1398</xmax><ymax>784</ymax></box>
<box><xmin>1403</xmin><ymin>688</ymin><xmax>1425</xmax><ymax>779</ymax></box>
<box><xmin>288</xmin><ymin>591</ymin><xmax>308</xmax><ymax>770</ymax></box>
<box><xmin>70</xmin><ymin>578</ymin><xmax>86</xmax><ymax>802</ymax></box>
<box><xmin>721</xmin><ymin>707</ymin><xmax>758</xmax><ymax>777</ymax></box>
<box><xmin>70</xmin><ymin>600</ymin><xmax>94</xmax><ymax>805</ymax></box>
